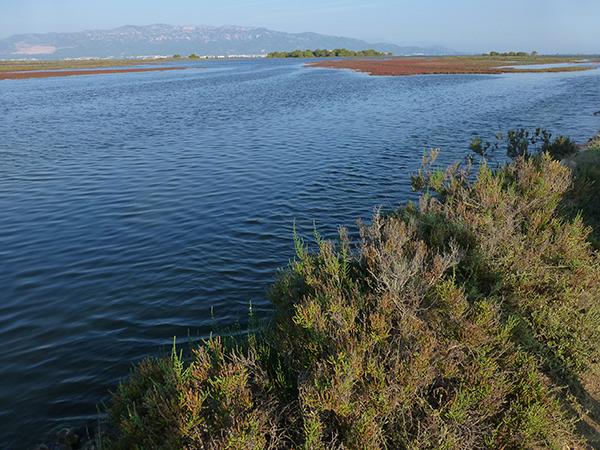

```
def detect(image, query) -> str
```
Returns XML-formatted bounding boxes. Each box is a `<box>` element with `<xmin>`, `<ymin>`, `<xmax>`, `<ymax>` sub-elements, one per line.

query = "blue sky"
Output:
<box><xmin>1</xmin><ymin>0</ymin><xmax>599</xmax><ymax>53</ymax></box>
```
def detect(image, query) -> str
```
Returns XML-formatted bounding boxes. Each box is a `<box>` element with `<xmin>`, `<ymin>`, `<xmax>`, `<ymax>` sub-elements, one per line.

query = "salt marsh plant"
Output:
<box><xmin>108</xmin><ymin>140</ymin><xmax>600</xmax><ymax>449</ymax></box>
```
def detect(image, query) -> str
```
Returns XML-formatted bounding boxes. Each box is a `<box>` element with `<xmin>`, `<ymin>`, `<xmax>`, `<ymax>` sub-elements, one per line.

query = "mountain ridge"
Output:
<box><xmin>0</xmin><ymin>24</ymin><xmax>456</xmax><ymax>59</ymax></box>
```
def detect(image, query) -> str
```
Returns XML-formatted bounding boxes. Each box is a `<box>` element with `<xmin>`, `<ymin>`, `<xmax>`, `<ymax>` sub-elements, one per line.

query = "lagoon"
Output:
<box><xmin>1</xmin><ymin>58</ymin><xmax>599</xmax><ymax>447</ymax></box>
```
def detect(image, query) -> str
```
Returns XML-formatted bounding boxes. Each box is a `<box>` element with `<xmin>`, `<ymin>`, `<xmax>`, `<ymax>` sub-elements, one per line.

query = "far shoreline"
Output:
<box><xmin>0</xmin><ymin>66</ymin><xmax>188</xmax><ymax>80</ymax></box>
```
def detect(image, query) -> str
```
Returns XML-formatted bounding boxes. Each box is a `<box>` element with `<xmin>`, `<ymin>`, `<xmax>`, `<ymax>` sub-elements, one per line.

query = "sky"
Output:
<box><xmin>1</xmin><ymin>0</ymin><xmax>599</xmax><ymax>54</ymax></box>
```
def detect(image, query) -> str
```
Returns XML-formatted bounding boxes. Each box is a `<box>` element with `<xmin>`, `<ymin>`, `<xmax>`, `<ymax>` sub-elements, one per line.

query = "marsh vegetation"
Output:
<box><xmin>310</xmin><ymin>55</ymin><xmax>599</xmax><ymax>76</ymax></box>
<box><xmin>106</xmin><ymin>132</ymin><xmax>600</xmax><ymax>449</ymax></box>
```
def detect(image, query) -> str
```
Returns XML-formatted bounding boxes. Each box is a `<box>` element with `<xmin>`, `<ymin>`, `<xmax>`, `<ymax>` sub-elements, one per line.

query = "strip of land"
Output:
<box><xmin>0</xmin><ymin>57</ymin><xmax>186</xmax><ymax>72</ymax></box>
<box><xmin>309</xmin><ymin>56</ymin><xmax>599</xmax><ymax>76</ymax></box>
<box><xmin>0</xmin><ymin>66</ymin><xmax>187</xmax><ymax>80</ymax></box>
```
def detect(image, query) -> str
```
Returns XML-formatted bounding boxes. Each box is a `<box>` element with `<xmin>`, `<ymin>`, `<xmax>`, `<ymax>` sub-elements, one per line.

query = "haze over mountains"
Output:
<box><xmin>0</xmin><ymin>24</ymin><xmax>455</xmax><ymax>59</ymax></box>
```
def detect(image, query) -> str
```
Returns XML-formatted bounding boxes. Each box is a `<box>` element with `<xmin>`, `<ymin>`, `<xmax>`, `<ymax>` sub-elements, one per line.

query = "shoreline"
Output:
<box><xmin>0</xmin><ymin>66</ymin><xmax>187</xmax><ymax>80</ymax></box>
<box><xmin>308</xmin><ymin>56</ymin><xmax>599</xmax><ymax>76</ymax></box>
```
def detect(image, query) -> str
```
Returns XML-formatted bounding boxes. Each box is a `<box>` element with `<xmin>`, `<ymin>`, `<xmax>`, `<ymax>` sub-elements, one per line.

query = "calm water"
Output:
<box><xmin>1</xmin><ymin>59</ymin><xmax>599</xmax><ymax>447</ymax></box>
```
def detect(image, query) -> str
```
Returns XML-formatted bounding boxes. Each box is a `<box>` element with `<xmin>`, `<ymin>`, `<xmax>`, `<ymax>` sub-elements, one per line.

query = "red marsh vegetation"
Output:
<box><xmin>309</xmin><ymin>56</ymin><xmax>598</xmax><ymax>76</ymax></box>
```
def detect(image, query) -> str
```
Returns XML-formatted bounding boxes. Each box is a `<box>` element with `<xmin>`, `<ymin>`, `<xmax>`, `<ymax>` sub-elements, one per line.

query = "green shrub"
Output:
<box><xmin>108</xmin><ymin>142</ymin><xmax>600</xmax><ymax>449</ymax></box>
<box><xmin>543</xmin><ymin>135</ymin><xmax>579</xmax><ymax>160</ymax></box>
<box><xmin>470</xmin><ymin>128</ymin><xmax>578</xmax><ymax>160</ymax></box>
<box><xmin>108</xmin><ymin>338</ymin><xmax>286</xmax><ymax>449</ymax></box>
<box><xmin>562</xmin><ymin>135</ymin><xmax>600</xmax><ymax>247</ymax></box>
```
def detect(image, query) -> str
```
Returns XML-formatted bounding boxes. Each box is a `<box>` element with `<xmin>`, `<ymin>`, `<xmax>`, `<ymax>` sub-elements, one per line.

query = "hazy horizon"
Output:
<box><xmin>1</xmin><ymin>0</ymin><xmax>599</xmax><ymax>54</ymax></box>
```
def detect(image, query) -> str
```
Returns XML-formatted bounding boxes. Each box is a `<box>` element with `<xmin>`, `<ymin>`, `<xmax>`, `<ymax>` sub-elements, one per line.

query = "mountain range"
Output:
<box><xmin>0</xmin><ymin>24</ymin><xmax>456</xmax><ymax>59</ymax></box>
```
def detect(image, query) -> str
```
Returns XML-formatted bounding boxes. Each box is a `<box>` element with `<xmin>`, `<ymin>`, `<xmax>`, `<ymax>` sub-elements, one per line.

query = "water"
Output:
<box><xmin>1</xmin><ymin>59</ymin><xmax>599</xmax><ymax>448</ymax></box>
<box><xmin>500</xmin><ymin>62</ymin><xmax>599</xmax><ymax>70</ymax></box>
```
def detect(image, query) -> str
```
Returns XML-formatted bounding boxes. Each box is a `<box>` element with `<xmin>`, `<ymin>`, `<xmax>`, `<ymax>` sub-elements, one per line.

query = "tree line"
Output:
<box><xmin>267</xmin><ymin>48</ymin><xmax>390</xmax><ymax>58</ymax></box>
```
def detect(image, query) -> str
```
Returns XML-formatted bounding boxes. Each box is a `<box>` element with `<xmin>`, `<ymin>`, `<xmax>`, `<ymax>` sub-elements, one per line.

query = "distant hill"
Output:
<box><xmin>0</xmin><ymin>24</ymin><xmax>456</xmax><ymax>59</ymax></box>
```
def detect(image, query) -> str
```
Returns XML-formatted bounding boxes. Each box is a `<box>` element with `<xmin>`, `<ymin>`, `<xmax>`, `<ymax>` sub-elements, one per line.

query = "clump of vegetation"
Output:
<box><xmin>545</xmin><ymin>135</ymin><xmax>579</xmax><ymax>160</ymax></box>
<box><xmin>470</xmin><ymin>127</ymin><xmax>578</xmax><ymax>160</ymax></box>
<box><xmin>188</xmin><ymin>53</ymin><xmax>200</xmax><ymax>59</ymax></box>
<box><xmin>562</xmin><ymin>134</ymin><xmax>600</xmax><ymax>247</ymax></box>
<box><xmin>107</xmin><ymin>135</ymin><xmax>600</xmax><ymax>449</ymax></box>
<box><xmin>109</xmin><ymin>338</ymin><xmax>284</xmax><ymax>449</ymax></box>
<box><xmin>267</xmin><ymin>48</ymin><xmax>389</xmax><ymax>58</ymax></box>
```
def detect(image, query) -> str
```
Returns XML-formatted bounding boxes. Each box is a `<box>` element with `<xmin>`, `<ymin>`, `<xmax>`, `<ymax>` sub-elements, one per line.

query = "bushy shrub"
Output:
<box><xmin>413</xmin><ymin>153</ymin><xmax>599</xmax><ymax>375</ymax></box>
<box><xmin>543</xmin><ymin>135</ymin><xmax>579</xmax><ymax>160</ymax></box>
<box><xmin>109</xmin><ymin>339</ymin><xmax>286</xmax><ymax>449</ymax></box>
<box><xmin>562</xmin><ymin>135</ymin><xmax>600</xmax><ymax>247</ymax></box>
<box><xmin>108</xmin><ymin>146</ymin><xmax>600</xmax><ymax>449</ymax></box>
<box><xmin>470</xmin><ymin>128</ymin><xmax>578</xmax><ymax>160</ymax></box>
